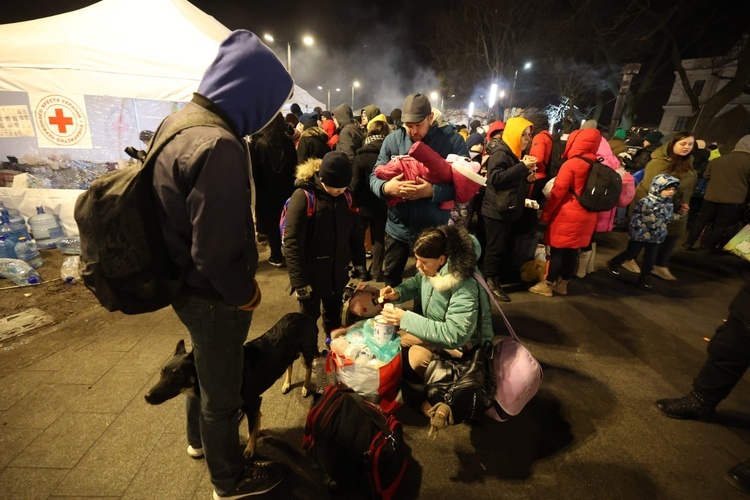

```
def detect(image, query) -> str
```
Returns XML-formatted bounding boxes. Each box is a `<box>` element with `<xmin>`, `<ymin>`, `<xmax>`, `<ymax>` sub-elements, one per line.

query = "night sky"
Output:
<box><xmin>2</xmin><ymin>1</ymin><xmax>747</xmax><ymax>125</ymax></box>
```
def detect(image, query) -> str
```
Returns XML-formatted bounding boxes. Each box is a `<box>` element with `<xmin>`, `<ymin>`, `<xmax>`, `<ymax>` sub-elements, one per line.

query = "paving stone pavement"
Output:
<box><xmin>0</xmin><ymin>231</ymin><xmax>748</xmax><ymax>499</ymax></box>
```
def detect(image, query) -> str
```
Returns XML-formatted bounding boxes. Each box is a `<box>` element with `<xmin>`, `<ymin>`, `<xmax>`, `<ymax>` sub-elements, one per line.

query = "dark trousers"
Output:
<box><xmin>694</xmin><ymin>314</ymin><xmax>750</xmax><ymax>404</ymax></box>
<box><xmin>483</xmin><ymin>216</ymin><xmax>513</xmax><ymax>280</ymax></box>
<box><xmin>547</xmin><ymin>247</ymin><xmax>578</xmax><ymax>281</ymax></box>
<box><xmin>655</xmin><ymin>235</ymin><xmax>679</xmax><ymax>268</ymax></box>
<box><xmin>299</xmin><ymin>290</ymin><xmax>343</xmax><ymax>335</ymax></box>
<box><xmin>611</xmin><ymin>240</ymin><xmax>659</xmax><ymax>278</ymax></box>
<box><xmin>383</xmin><ymin>234</ymin><xmax>412</xmax><ymax>287</ymax></box>
<box><xmin>686</xmin><ymin>201</ymin><xmax>745</xmax><ymax>250</ymax></box>
<box><xmin>172</xmin><ymin>292</ymin><xmax>252</xmax><ymax>495</ymax></box>
<box><xmin>355</xmin><ymin>211</ymin><xmax>387</xmax><ymax>279</ymax></box>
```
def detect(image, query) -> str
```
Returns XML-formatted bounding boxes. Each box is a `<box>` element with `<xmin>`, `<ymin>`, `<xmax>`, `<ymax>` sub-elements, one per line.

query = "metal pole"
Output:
<box><xmin>327</xmin><ymin>90</ymin><xmax>331</xmax><ymax>111</ymax></box>
<box><xmin>287</xmin><ymin>42</ymin><xmax>292</xmax><ymax>78</ymax></box>
<box><xmin>351</xmin><ymin>85</ymin><xmax>355</xmax><ymax>109</ymax></box>
<box><xmin>509</xmin><ymin>69</ymin><xmax>518</xmax><ymax>113</ymax></box>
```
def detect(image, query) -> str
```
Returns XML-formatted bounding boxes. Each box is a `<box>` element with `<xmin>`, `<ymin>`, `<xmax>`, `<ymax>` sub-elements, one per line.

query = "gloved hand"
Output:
<box><xmin>238</xmin><ymin>278</ymin><xmax>261</xmax><ymax>311</ymax></box>
<box><xmin>294</xmin><ymin>285</ymin><xmax>313</xmax><ymax>301</ymax></box>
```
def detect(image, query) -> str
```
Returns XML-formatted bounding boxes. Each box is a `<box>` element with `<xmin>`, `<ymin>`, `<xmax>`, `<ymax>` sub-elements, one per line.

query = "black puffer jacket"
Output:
<box><xmin>284</xmin><ymin>159</ymin><xmax>365</xmax><ymax>296</ymax></box>
<box><xmin>480</xmin><ymin>140</ymin><xmax>529</xmax><ymax>222</ymax></box>
<box><xmin>351</xmin><ymin>138</ymin><xmax>387</xmax><ymax>218</ymax></box>
<box><xmin>297</xmin><ymin>126</ymin><xmax>331</xmax><ymax>163</ymax></box>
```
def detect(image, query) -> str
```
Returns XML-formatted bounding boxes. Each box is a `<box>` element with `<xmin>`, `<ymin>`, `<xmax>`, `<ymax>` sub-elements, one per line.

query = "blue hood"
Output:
<box><xmin>648</xmin><ymin>173</ymin><xmax>680</xmax><ymax>199</ymax></box>
<box><xmin>197</xmin><ymin>30</ymin><xmax>293</xmax><ymax>137</ymax></box>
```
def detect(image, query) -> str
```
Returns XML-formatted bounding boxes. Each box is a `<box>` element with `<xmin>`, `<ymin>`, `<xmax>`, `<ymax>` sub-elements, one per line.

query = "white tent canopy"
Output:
<box><xmin>0</xmin><ymin>0</ymin><xmax>323</xmax><ymax>107</ymax></box>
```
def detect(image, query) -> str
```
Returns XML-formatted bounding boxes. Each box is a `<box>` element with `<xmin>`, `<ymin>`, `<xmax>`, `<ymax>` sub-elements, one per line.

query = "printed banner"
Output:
<box><xmin>0</xmin><ymin>105</ymin><xmax>35</xmax><ymax>137</ymax></box>
<box><xmin>28</xmin><ymin>93</ymin><xmax>93</xmax><ymax>149</ymax></box>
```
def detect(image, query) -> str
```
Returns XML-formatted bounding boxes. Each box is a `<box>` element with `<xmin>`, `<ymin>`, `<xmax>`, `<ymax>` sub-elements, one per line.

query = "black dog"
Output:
<box><xmin>144</xmin><ymin>312</ymin><xmax>319</xmax><ymax>457</ymax></box>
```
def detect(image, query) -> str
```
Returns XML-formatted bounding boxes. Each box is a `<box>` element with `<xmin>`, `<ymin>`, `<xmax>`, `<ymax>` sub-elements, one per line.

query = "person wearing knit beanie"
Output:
<box><xmin>644</xmin><ymin>131</ymin><xmax>664</xmax><ymax>146</ymax></box>
<box><xmin>318</xmin><ymin>151</ymin><xmax>352</xmax><ymax>188</ymax></box>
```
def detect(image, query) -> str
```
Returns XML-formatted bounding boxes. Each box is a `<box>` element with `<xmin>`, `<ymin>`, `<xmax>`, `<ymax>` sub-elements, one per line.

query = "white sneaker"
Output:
<box><xmin>187</xmin><ymin>445</ymin><xmax>204</xmax><ymax>459</ymax></box>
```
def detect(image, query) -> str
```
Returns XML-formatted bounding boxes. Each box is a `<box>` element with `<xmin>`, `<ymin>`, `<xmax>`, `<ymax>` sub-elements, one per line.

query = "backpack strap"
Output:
<box><xmin>473</xmin><ymin>271</ymin><xmax>519</xmax><ymax>342</ymax></box>
<box><xmin>343</xmin><ymin>190</ymin><xmax>358</xmax><ymax>212</ymax></box>
<box><xmin>302</xmin><ymin>189</ymin><xmax>316</xmax><ymax>217</ymax></box>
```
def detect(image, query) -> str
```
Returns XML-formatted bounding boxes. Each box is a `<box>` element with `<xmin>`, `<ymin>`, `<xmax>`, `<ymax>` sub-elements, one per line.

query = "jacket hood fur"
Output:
<box><xmin>295</xmin><ymin>157</ymin><xmax>322</xmax><ymax>183</ymax></box>
<box><xmin>428</xmin><ymin>225</ymin><xmax>478</xmax><ymax>292</ymax></box>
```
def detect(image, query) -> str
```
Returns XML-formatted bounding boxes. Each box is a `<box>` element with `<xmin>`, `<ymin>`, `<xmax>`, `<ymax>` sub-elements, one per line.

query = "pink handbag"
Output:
<box><xmin>474</xmin><ymin>272</ymin><xmax>543</xmax><ymax>420</ymax></box>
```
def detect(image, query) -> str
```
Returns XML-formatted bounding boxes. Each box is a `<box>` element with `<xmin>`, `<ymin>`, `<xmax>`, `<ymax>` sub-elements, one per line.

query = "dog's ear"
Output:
<box><xmin>175</xmin><ymin>339</ymin><xmax>187</xmax><ymax>355</ymax></box>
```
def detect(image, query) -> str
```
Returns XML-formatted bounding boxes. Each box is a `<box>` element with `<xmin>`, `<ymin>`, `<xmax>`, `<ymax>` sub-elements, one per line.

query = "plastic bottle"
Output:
<box><xmin>14</xmin><ymin>237</ymin><xmax>44</xmax><ymax>268</ymax></box>
<box><xmin>0</xmin><ymin>234</ymin><xmax>16</xmax><ymax>259</ymax></box>
<box><xmin>0</xmin><ymin>201</ymin><xmax>21</xmax><ymax>218</ymax></box>
<box><xmin>58</xmin><ymin>236</ymin><xmax>81</xmax><ymax>255</ymax></box>
<box><xmin>314</xmin><ymin>350</ymin><xmax>331</xmax><ymax>394</ymax></box>
<box><xmin>0</xmin><ymin>207</ymin><xmax>24</xmax><ymax>225</ymax></box>
<box><xmin>0</xmin><ymin>213</ymin><xmax>31</xmax><ymax>246</ymax></box>
<box><xmin>28</xmin><ymin>206</ymin><xmax>64</xmax><ymax>250</ymax></box>
<box><xmin>0</xmin><ymin>258</ymin><xmax>42</xmax><ymax>286</ymax></box>
<box><xmin>60</xmin><ymin>255</ymin><xmax>81</xmax><ymax>284</ymax></box>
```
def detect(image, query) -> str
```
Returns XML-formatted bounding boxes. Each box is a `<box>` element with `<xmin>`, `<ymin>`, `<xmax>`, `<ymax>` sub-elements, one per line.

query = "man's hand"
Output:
<box><xmin>383</xmin><ymin>173</ymin><xmax>412</xmax><ymax>197</ymax></box>
<box><xmin>402</xmin><ymin>177</ymin><xmax>433</xmax><ymax>200</ymax></box>
<box><xmin>238</xmin><ymin>279</ymin><xmax>261</xmax><ymax>311</ymax></box>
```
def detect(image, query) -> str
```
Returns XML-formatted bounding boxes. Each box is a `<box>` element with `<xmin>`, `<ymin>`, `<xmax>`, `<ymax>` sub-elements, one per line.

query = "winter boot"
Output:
<box><xmin>552</xmin><ymin>278</ymin><xmax>569</xmax><ymax>295</ymax></box>
<box><xmin>653</xmin><ymin>391</ymin><xmax>716</xmax><ymax>420</ymax></box>
<box><xmin>587</xmin><ymin>242</ymin><xmax>597</xmax><ymax>274</ymax></box>
<box><xmin>529</xmin><ymin>280</ymin><xmax>554</xmax><ymax>297</ymax></box>
<box><xmin>576</xmin><ymin>250</ymin><xmax>592</xmax><ymax>279</ymax></box>
<box><xmin>726</xmin><ymin>458</ymin><xmax>750</xmax><ymax>494</ymax></box>
<box><xmin>487</xmin><ymin>277</ymin><xmax>511</xmax><ymax>302</ymax></box>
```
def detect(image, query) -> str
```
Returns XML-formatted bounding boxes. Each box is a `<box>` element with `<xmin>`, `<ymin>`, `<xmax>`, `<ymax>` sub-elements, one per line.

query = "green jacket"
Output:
<box><xmin>633</xmin><ymin>143</ymin><xmax>697</xmax><ymax>236</ymax></box>
<box><xmin>394</xmin><ymin>234</ymin><xmax>493</xmax><ymax>349</ymax></box>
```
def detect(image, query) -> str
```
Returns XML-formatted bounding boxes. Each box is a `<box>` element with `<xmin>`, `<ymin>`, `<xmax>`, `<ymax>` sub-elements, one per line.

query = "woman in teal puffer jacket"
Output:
<box><xmin>379</xmin><ymin>224</ymin><xmax>494</xmax><ymax>379</ymax></box>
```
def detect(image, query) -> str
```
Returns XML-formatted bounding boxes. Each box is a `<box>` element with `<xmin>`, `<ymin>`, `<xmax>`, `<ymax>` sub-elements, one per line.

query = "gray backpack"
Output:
<box><xmin>74</xmin><ymin>108</ymin><xmax>232</xmax><ymax>314</ymax></box>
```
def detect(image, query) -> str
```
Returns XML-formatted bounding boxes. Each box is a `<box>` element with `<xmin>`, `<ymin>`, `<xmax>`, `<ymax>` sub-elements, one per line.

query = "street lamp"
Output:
<box><xmin>468</xmin><ymin>101</ymin><xmax>475</xmax><ymax>128</ymax></box>
<box><xmin>317</xmin><ymin>85</ymin><xmax>340</xmax><ymax>110</ymax></box>
<box><xmin>352</xmin><ymin>81</ymin><xmax>360</xmax><ymax>109</ymax></box>
<box><xmin>263</xmin><ymin>33</ymin><xmax>314</xmax><ymax>78</ymax></box>
<box><xmin>509</xmin><ymin>61</ymin><xmax>532</xmax><ymax>112</ymax></box>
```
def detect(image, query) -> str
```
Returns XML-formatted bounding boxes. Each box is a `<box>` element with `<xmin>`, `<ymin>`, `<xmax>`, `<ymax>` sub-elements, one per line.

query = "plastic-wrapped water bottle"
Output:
<box><xmin>314</xmin><ymin>351</ymin><xmax>331</xmax><ymax>394</ymax></box>
<box><xmin>0</xmin><ymin>258</ymin><xmax>42</xmax><ymax>286</ymax></box>
<box><xmin>14</xmin><ymin>237</ymin><xmax>43</xmax><ymax>268</ymax></box>
<box><xmin>0</xmin><ymin>207</ymin><xmax>24</xmax><ymax>225</ymax></box>
<box><xmin>0</xmin><ymin>201</ymin><xmax>19</xmax><ymax>216</ymax></box>
<box><xmin>0</xmin><ymin>213</ymin><xmax>31</xmax><ymax>246</ymax></box>
<box><xmin>58</xmin><ymin>236</ymin><xmax>81</xmax><ymax>255</ymax></box>
<box><xmin>28</xmin><ymin>206</ymin><xmax>64</xmax><ymax>250</ymax></box>
<box><xmin>0</xmin><ymin>234</ymin><xmax>16</xmax><ymax>259</ymax></box>
<box><xmin>60</xmin><ymin>256</ymin><xmax>81</xmax><ymax>285</ymax></box>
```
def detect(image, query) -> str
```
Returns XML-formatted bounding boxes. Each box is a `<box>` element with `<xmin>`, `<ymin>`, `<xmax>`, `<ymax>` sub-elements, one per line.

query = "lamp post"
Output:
<box><xmin>351</xmin><ymin>81</ymin><xmax>360</xmax><ymax>109</ymax></box>
<box><xmin>317</xmin><ymin>86</ymin><xmax>340</xmax><ymax>110</ymax></box>
<box><xmin>263</xmin><ymin>33</ymin><xmax>313</xmax><ymax>78</ymax></box>
<box><xmin>468</xmin><ymin>101</ymin><xmax>475</xmax><ymax>128</ymax></box>
<box><xmin>488</xmin><ymin>83</ymin><xmax>498</xmax><ymax>120</ymax></box>
<box><xmin>508</xmin><ymin>61</ymin><xmax>532</xmax><ymax>113</ymax></box>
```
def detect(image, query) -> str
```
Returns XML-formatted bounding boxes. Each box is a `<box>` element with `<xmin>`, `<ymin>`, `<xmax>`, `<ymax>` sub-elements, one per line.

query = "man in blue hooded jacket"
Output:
<box><xmin>152</xmin><ymin>30</ymin><xmax>293</xmax><ymax>499</ymax></box>
<box><xmin>369</xmin><ymin>93</ymin><xmax>469</xmax><ymax>285</ymax></box>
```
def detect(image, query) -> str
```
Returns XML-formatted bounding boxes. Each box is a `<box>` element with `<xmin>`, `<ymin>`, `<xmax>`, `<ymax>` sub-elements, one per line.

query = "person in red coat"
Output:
<box><xmin>530</xmin><ymin>128</ymin><xmax>600</xmax><ymax>296</ymax></box>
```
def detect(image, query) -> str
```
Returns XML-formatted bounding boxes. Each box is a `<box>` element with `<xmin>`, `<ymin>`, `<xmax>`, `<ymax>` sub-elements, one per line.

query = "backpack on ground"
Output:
<box><xmin>74</xmin><ymin>109</ymin><xmax>232</xmax><ymax>314</ymax></box>
<box><xmin>569</xmin><ymin>156</ymin><xmax>623</xmax><ymax>212</ymax></box>
<box><xmin>279</xmin><ymin>188</ymin><xmax>354</xmax><ymax>247</ymax></box>
<box><xmin>303</xmin><ymin>385</ymin><xmax>408</xmax><ymax>499</ymax></box>
<box><xmin>547</xmin><ymin>137</ymin><xmax>567</xmax><ymax>179</ymax></box>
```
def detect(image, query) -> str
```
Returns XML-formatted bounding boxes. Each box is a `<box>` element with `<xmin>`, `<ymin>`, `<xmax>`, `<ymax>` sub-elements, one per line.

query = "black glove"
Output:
<box><xmin>295</xmin><ymin>285</ymin><xmax>313</xmax><ymax>300</ymax></box>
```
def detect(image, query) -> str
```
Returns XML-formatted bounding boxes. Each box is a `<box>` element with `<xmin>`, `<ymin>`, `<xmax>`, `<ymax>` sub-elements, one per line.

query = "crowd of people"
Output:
<box><xmin>148</xmin><ymin>30</ymin><xmax>750</xmax><ymax>498</ymax></box>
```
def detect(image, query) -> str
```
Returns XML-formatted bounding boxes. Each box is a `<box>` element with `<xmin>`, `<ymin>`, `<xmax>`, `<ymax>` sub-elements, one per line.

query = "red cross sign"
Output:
<box><xmin>48</xmin><ymin>108</ymin><xmax>74</xmax><ymax>133</ymax></box>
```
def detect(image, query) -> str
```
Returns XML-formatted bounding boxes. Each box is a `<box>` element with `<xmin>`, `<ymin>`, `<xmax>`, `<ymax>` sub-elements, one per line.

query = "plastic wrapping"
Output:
<box><xmin>0</xmin><ymin>257</ymin><xmax>42</xmax><ymax>286</ymax></box>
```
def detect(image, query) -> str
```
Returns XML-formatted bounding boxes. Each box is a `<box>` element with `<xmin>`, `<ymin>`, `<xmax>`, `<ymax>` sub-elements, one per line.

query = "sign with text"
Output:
<box><xmin>0</xmin><ymin>105</ymin><xmax>35</xmax><ymax>138</ymax></box>
<box><xmin>29</xmin><ymin>94</ymin><xmax>92</xmax><ymax>149</ymax></box>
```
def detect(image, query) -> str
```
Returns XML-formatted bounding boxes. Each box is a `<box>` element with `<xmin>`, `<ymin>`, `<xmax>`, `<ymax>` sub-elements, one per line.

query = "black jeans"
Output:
<box><xmin>383</xmin><ymin>234</ymin><xmax>412</xmax><ymax>287</ymax></box>
<box><xmin>356</xmin><ymin>211</ymin><xmax>387</xmax><ymax>279</ymax></box>
<box><xmin>686</xmin><ymin>201</ymin><xmax>745</xmax><ymax>250</ymax></box>
<box><xmin>693</xmin><ymin>314</ymin><xmax>750</xmax><ymax>404</ymax></box>
<box><xmin>611</xmin><ymin>240</ymin><xmax>659</xmax><ymax>278</ymax></box>
<box><xmin>547</xmin><ymin>247</ymin><xmax>578</xmax><ymax>282</ymax></box>
<box><xmin>298</xmin><ymin>289</ymin><xmax>343</xmax><ymax>335</ymax></box>
<box><xmin>483</xmin><ymin>216</ymin><xmax>513</xmax><ymax>280</ymax></box>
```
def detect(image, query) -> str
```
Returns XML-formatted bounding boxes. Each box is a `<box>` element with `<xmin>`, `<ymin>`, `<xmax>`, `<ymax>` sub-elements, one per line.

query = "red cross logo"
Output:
<box><xmin>48</xmin><ymin>108</ymin><xmax>73</xmax><ymax>133</ymax></box>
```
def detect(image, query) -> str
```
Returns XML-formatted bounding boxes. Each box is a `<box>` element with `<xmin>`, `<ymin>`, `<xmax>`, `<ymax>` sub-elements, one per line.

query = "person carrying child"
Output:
<box><xmin>284</xmin><ymin>151</ymin><xmax>366</xmax><ymax>337</ymax></box>
<box><xmin>608</xmin><ymin>173</ymin><xmax>687</xmax><ymax>290</ymax></box>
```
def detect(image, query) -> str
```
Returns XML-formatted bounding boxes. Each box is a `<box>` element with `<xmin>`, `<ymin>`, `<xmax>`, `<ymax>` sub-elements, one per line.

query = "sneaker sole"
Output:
<box><xmin>212</xmin><ymin>470</ymin><xmax>287</xmax><ymax>500</ymax></box>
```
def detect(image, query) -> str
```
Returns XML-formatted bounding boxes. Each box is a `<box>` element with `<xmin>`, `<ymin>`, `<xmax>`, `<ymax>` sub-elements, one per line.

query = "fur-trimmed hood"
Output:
<box><xmin>428</xmin><ymin>225</ymin><xmax>479</xmax><ymax>292</ymax></box>
<box><xmin>295</xmin><ymin>157</ymin><xmax>322</xmax><ymax>183</ymax></box>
